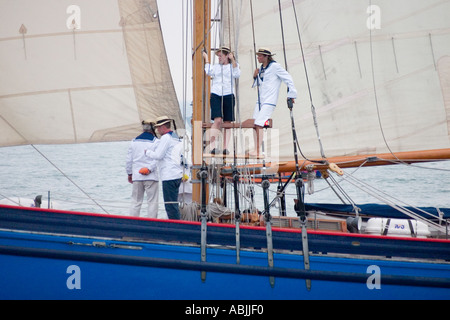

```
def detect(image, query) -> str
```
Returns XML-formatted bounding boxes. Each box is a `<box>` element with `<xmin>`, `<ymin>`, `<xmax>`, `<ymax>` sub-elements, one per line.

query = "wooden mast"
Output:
<box><xmin>192</xmin><ymin>0</ymin><xmax>211</xmax><ymax>203</ymax></box>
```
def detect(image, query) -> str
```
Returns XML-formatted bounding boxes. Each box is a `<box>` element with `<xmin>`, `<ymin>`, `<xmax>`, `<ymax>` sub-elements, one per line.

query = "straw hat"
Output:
<box><xmin>153</xmin><ymin>116</ymin><xmax>172</xmax><ymax>127</ymax></box>
<box><xmin>215</xmin><ymin>46</ymin><xmax>231</xmax><ymax>55</ymax></box>
<box><xmin>256</xmin><ymin>48</ymin><xmax>275</xmax><ymax>56</ymax></box>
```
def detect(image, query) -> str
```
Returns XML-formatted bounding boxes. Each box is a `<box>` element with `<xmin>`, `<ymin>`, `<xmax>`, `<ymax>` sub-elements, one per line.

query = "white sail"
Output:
<box><xmin>223</xmin><ymin>0</ymin><xmax>450</xmax><ymax>161</ymax></box>
<box><xmin>0</xmin><ymin>0</ymin><xmax>183</xmax><ymax>147</ymax></box>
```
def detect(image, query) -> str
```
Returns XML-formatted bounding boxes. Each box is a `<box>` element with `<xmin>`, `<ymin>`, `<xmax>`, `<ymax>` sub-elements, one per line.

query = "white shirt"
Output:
<box><xmin>145</xmin><ymin>131</ymin><xmax>183</xmax><ymax>181</ymax></box>
<box><xmin>204</xmin><ymin>63</ymin><xmax>241</xmax><ymax>96</ymax></box>
<box><xmin>126</xmin><ymin>132</ymin><xmax>159</xmax><ymax>182</ymax></box>
<box><xmin>253</xmin><ymin>61</ymin><xmax>297</xmax><ymax>106</ymax></box>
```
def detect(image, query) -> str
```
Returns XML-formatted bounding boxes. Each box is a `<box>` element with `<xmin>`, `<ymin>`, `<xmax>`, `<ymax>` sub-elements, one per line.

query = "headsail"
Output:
<box><xmin>0</xmin><ymin>0</ymin><xmax>183</xmax><ymax>147</ymax></box>
<box><xmin>224</xmin><ymin>0</ymin><xmax>450</xmax><ymax>162</ymax></box>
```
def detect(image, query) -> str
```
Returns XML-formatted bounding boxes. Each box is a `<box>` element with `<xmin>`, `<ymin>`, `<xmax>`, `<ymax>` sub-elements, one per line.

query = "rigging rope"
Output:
<box><xmin>290</xmin><ymin>0</ymin><xmax>327</xmax><ymax>162</ymax></box>
<box><xmin>249</xmin><ymin>0</ymin><xmax>269</xmax><ymax>180</ymax></box>
<box><xmin>0</xmin><ymin>107</ymin><xmax>111</xmax><ymax>214</ymax></box>
<box><xmin>180</xmin><ymin>0</ymin><xmax>191</xmax><ymax>203</ymax></box>
<box><xmin>249</xmin><ymin>0</ymin><xmax>261</xmax><ymax>112</ymax></box>
<box><xmin>342</xmin><ymin>172</ymin><xmax>447</xmax><ymax>233</ymax></box>
<box><xmin>28</xmin><ymin>145</ymin><xmax>110</xmax><ymax>214</ymax></box>
<box><xmin>367</xmin><ymin>0</ymin><xmax>410</xmax><ymax>167</ymax></box>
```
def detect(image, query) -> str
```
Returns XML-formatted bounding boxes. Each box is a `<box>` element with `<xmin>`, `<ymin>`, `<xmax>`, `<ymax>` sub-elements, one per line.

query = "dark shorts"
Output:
<box><xmin>210</xmin><ymin>93</ymin><xmax>235</xmax><ymax>122</ymax></box>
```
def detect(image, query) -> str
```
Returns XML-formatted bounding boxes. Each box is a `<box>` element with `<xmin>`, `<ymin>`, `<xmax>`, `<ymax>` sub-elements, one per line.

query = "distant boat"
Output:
<box><xmin>1</xmin><ymin>0</ymin><xmax>450</xmax><ymax>299</ymax></box>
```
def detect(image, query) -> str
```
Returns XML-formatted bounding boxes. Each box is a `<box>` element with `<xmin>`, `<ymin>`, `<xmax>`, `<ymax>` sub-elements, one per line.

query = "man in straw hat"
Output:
<box><xmin>145</xmin><ymin>116</ymin><xmax>183</xmax><ymax>220</ymax></box>
<box><xmin>126</xmin><ymin>119</ymin><xmax>160</xmax><ymax>218</ymax></box>
<box><xmin>249</xmin><ymin>48</ymin><xmax>297</xmax><ymax>156</ymax></box>
<box><xmin>203</xmin><ymin>46</ymin><xmax>241</xmax><ymax>154</ymax></box>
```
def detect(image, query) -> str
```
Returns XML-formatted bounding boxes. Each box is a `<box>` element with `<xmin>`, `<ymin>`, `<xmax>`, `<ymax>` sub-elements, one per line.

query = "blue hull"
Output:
<box><xmin>1</xmin><ymin>229</ymin><xmax>449</xmax><ymax>300</ymax></box>
<box><xmin>1</xmin><ymin>205</ymin><xmax>450</xmax><ymax>300</ymax></box>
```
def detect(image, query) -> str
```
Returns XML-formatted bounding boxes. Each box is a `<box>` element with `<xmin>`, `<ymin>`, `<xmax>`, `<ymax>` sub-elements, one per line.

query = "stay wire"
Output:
<box><xmin>274</xmin><ymin>1</ymin><xmax>325</xmax><ymax>167</ymax></box>
<box><xmin>278</xmin><ymin>0</ymin><xmax>304</xmax><ymax>176</ymax></box>
<box><xmin>249</xmin><ymin>0</ymin><xmax>267</xmax><ymax>175</ymax></box>
<box><xmin>367</xmin><ymin>0</ymin><xmax>414</xmax><ymax>169</ymax></box>
<box><xmin>249</xmin><ymin>0</ymin><xmax>261</xmax><ymax>112</ymax></box>
<box><xmin>30</xmin><ymin>145</ymin><xmax>110</xmax><ymax>214</ymax></box>
<box><xmin>180</xmin><ymin>0</ymin><xmax>191</xmax><ymax>201</ymax></box>
<box><xmin>291</xmin><ymin>0</ymin><xmax>327</xmax><ymax>162</ymax></box>
<box><xmin>0</xmin><ymin>109</ymin><xmax>110</xmax><ymax>214</ymax></box>
<box><xmin>343</xmin><ymin>173</ymin><xmax>446</xmax><ymax>232</ymax></box>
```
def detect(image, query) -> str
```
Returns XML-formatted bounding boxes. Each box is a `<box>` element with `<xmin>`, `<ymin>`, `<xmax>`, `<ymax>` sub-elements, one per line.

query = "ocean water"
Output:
<box><xmin>0</xmin><ymin>141</ymin><xmax>449</xmax><ymax>218</ymax></box>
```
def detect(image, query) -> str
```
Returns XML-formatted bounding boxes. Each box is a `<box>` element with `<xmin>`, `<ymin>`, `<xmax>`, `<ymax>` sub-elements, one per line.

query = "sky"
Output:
<box><xmin>157</xmin><ymin>0</ymin><xmax>193</xmax><ymax>105</ymax></box>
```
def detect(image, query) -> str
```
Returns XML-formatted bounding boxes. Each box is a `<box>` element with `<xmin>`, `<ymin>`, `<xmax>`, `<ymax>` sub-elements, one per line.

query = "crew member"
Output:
<box><xmin>145</xmin><ymin>116</ymin><xmax>183</xmax><ymax>220</ymax></box>
<box><xmin>250</xmin><ymin>48</ymin><xmax>297</xmax><ymax>156</ymax></box>
<box><xmin>126</xmin><ymin>119</ymin><xmax>159</xmax><ymax>218</ymax></box>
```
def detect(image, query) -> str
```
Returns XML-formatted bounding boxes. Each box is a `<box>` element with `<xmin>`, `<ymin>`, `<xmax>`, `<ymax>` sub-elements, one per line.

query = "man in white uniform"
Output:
<box><xmin>145</xmin><ymin>116</ymin><xmax>183</xmax><ymax>220</ymax></box>
<box><xmin>250</xmin><ymin>48</ymin><xmax>297</xmax><ymax>156</ymax></box>
<box><xmin>126</xmin><ymin>120</ymin><xmax>159</xmax><ymax>218</ymax></box>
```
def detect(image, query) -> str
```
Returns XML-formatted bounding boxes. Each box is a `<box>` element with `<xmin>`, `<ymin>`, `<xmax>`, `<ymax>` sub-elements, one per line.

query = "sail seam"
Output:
<box><xmin>0</xmin><ymin>84</ymin><xmax>134</xmax><ymax>100</ymax></box>
<box><xmin>0</xmin><ymin>26</ymin><xmax>158</xmax><ymax>43</ymax></box>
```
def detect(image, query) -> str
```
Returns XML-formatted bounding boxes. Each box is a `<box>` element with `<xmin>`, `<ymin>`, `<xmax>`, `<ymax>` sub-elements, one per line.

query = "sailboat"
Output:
<box><xmin>1</xmin><ymin>0</ymin><xmax>450</xmax><ymax>300</ymax></box>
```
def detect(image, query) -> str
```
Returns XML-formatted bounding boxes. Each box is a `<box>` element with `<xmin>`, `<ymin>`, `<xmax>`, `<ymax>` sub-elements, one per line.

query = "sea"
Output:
<box><xmin>1</xmin><ymin>141</ymin><xmax>449</xmax><ymax>218</ymax></box>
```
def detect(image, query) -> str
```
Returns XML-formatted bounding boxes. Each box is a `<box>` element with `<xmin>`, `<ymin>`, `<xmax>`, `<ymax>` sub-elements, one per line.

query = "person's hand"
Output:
<box><xmin>253</xmin><ymin>68</ymin><xmax>260</xmax><ymax>79</ymax></box>
<box><xmin>202</xmin><ymin>51</ymin><xmax>209</xmax><ymax>63</ymax></box>
<box><xmin>287</xmin><ymin>98</ymin><xmax>295</xmax><ymax>109</ymax></box>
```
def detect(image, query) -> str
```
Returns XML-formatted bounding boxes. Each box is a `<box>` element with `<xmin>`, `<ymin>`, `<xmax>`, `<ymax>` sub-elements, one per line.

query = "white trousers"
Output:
<box><xmin>130</xmin><ymin>180</ymin><xmax>159</xmax><ymax>218</ymax></box>
<box><xmin>253</xmin><ymin>103</ymin><xmax>276</xmax><ymax>127</ymax></box>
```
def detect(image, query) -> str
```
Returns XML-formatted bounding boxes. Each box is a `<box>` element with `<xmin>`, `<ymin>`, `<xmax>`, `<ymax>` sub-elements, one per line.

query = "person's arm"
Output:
<box><xmin>202</xmin><ymin>51</ymin><xmax>209</xmax><ymax>63</ymax></box>
<box><xmin>229</xmin><ymin>53</ymin><xmax>240</xmax><ymax>78</ymax></box>
<box><xmin>276</xmin><ymin>64</ymin><xmax>297</xmax><ymax>99</ymax></box>
<box><xmin>203</xmin><ymin>52</ymin><xmax>214</xmax><ymax>76</ymax></box>
<box><xmin>147</xmin><ymin>139</ymin><xmax>160</xmax><ymax>173</ymax></box>
<box><xmin>232</xmin><ymin>61</ymin><xmax>241</xmax><ymax>79</ymax></box>
<box><xmin>252</xmin><ymin>68</ymin><xmax>261</xmax><ymax>88</ymax></box>
<box><xmin>145</xmin><ymin>134</ymin><xmax>169</xmax><ymax>161</ymax></box>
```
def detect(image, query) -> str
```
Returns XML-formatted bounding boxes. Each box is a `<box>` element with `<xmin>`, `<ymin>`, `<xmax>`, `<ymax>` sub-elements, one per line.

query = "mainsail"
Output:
<box><xmin>0</xmin><ymin>0</ymin><xmax>183</xmax><ymax>147</ymax></box>
<box><xmin>219</xmin><ymin>0</ymin><xmax>450</xmax><ymax>163</ymax></box>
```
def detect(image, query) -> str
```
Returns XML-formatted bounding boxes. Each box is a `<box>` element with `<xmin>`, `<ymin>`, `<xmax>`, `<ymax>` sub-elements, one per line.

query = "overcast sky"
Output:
<box><xmin>157</xmin><ymin>0</ymin><xmax>192</xmax><ymax>105</ymax></box>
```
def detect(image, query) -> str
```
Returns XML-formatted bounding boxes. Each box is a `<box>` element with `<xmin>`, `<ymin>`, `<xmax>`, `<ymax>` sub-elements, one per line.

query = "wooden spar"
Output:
<box><xmin>192</xmin><ymin>0</ymin><xmax>211</xmax><ymax>203</ymax></box>
<box><xmin>220</xmin><ymin>148</ymin><xmax>450</xmax><ymax>176</ymax></box>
